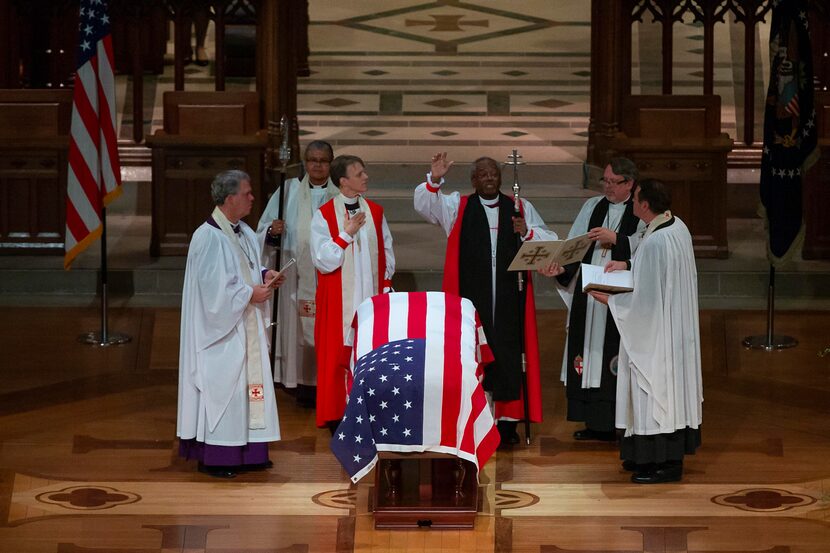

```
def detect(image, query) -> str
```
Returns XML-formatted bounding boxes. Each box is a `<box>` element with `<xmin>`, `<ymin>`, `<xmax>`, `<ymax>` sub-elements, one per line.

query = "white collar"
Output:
<box><xmin>479</xmin><ymin>195</ymin><xmax>499</xmax><ymax>207</ymax></box>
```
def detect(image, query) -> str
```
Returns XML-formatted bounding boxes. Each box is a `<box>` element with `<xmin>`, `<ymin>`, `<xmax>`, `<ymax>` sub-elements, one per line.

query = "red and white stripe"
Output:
<box><xmin>346</xmin><ymin>291</ymin><xmax>500</xmax><ymax>471</ymax></box>
<box><xmin>785</xmin><ymin>94</ymin><xmax>800</xmax><ymax>117</ymax></box>
<box><xmin>64</xmin><ymin>33</ymin><xmax>122</xmax><ymax>269</ymax></box>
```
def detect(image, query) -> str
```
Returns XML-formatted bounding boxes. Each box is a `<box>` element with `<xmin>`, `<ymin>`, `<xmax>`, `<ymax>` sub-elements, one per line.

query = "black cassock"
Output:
<box><xmin>557</xmin><ymin>197</ymin><xmax>640</xmax><ymax>432</ymax></box>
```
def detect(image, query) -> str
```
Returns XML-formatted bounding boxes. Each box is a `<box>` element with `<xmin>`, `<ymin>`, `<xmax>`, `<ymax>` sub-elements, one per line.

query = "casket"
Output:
<box><xmin>330</xmin><ymin>292</ymin><xmax>500</xmax><ymax>529</ymax></box>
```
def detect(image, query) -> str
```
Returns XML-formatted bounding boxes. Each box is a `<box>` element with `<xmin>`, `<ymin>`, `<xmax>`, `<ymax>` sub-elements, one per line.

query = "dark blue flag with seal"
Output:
<box><xmin>760</xmin><ymin>0</ymin><xmax>819</xmax><ymax>265</ymax></box>
<box><xmin>761</xmin><ymin>0</ymin><xmax>818</xmax><ymax>266</ymax></box>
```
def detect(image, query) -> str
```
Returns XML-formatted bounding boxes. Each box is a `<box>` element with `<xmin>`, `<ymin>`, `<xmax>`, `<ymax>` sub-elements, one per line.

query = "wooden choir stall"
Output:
<box><xmin>803</xmin><ymin>91</ymin><xmax>830</xmax><ymax>260</ymax></box>
<box><xmin>147</xmin><ymin>91</ymin><xmax>266</xmax><ymax>256</ymax></box>
<box><xmin>0</xmin><ymin>89</ymin><xmax>72</xmax><ymax>255</ymax></box>
<box><xmin>611</xmin><ymin>94</ymin><xmax>734</xmax><ymax>258</ymax></box>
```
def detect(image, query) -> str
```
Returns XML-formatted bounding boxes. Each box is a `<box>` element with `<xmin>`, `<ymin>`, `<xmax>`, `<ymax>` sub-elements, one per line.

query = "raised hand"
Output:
<box><xmin>430</xmin><ymin>152</ymin><xmax>454</xmax><ymax>181</ymax></box>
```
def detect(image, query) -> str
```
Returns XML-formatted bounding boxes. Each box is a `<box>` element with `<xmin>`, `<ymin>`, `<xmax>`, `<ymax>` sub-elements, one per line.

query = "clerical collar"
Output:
<box><xmin>642</xmin><ymin>210</ymin><xmax>673</xmax><ymax>239</ymax></box>
<box><xmin>479</xmin><ymin>195</ymin><xmax>500</xmax><ymax>208</ymax></box>
<box><xmin>340</xmin><ymin>193</ymin><xmax>360</xmax><ymax>211</ymax></box>
<box><xmin>207</xmin><ymin>215</ymin><xmax>241</xmax><ymax>233</ymax></box>
<box><xmin>310</xmin><ymin>181</ymin><xmax>327</xmax><ymax>189</ymax></box>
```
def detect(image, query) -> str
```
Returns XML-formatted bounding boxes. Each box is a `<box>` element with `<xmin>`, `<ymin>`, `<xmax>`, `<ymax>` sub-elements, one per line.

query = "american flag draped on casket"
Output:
<box><xmin>330</xmin><ymin>292</ymin><xmax>500</xmax><ymax>483</ymax></box>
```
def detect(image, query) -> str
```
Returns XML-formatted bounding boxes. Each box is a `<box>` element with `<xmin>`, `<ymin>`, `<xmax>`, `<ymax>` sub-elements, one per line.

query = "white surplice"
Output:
<box><xmin>177</xmin><ymin>221</ymin><xmax>280</xmax><ymax>446</ymax></box>
<box><xmin>257</xmin><ymin>175</ymin><xmax>337</xmax><ymax>387</ymax></box>
<box><xmin>556</xmin><ymin>195</ymin><xmax>646</xmax><ymax>388</ymax></box>
<box><xmin>414</xmin><ymin>177</ymin><xmax>558</xmax><ymax>317</ymax></box>
<box><xmin>607</xmin><ymin>215</ymin><xmax>703</xmax><ymax>437</ymax></box>
<box><xmin>310</xmin><ymin>193</ymin><xmax>395</xmax><ymax>337</ymax></box>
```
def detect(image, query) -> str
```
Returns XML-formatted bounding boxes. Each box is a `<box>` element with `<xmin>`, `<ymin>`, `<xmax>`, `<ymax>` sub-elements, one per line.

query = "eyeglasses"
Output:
<box><xmin>306</xmin><ymin>158</ymin><xmax>331</xmax><ymax>165</ymax></box>
<box><xmin>599</xmin><ymin>177</ymin><xmax>628</xmax><ymax>186</ymax></box>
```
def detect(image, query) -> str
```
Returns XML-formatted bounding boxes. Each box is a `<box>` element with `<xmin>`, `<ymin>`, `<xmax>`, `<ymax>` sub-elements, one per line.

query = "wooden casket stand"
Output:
<box><xmin>373</xmin><ymin>452</ymin><xmax>478</xmax><ymax>529</ymax></box>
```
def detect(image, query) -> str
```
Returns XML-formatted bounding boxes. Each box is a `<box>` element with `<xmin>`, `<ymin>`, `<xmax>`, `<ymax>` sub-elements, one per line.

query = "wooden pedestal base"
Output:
<box><xmin>373</xmin><ymin>453</ymin><xmax>478</xmax><ymax>530</ymax></box>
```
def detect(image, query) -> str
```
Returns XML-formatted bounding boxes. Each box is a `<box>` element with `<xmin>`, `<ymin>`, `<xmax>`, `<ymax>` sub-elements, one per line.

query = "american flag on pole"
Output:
<box><xmin>330</xmin><ymin>292</ymin><xmax>500</xmax><ymax>483</ymax></box>
<box><xmin>64</xmin><ymin>0</ymin><xmax>122</xmax><ymax>269</ymax></box>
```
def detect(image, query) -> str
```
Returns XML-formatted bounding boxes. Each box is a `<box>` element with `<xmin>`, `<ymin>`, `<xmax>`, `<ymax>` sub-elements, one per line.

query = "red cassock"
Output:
<box><xmin>440</xmin><ymin>195</ymin><xmax>543</xmax><ymax>423</ymax></box>
<box><xmin>313</xmin><ymin>198</ymin><xmax>391</xmax><ymax>428</ymax></box>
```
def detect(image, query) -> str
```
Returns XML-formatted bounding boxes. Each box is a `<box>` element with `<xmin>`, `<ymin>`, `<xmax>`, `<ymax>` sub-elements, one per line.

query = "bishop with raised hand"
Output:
<box><xmin>414</xmin><ymin>152</ymin><xmax>557</xmax><ymax>446</ymax></box>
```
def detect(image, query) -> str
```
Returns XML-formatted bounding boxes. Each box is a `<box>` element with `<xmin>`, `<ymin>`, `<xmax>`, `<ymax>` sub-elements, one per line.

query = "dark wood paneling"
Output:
<box><xmin>0</xmin><ymin>89</ymin><xmax>71</xmax><ymax>254</ymax></box>
<box><xmin>803</xmin><ymin>91</ymin><xmax>830</xmax><ymax>259</ymax></box>
<box><xmin>612</xmin><ymin>94</ymin><xmax>732</xmax><ymax>258</ymax></box>
<box><xmin>149</xmin><ymin>90</ymin><xmax>266</xmax><ymax>256</ymax></box>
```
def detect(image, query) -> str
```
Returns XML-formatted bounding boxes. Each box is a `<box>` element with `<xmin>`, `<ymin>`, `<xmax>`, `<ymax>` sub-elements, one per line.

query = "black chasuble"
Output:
<box><xmin>556</xmin><ymin>197</ymin><xmax>640</xmax><ymax>431</ymax></box>
<box><xmin>458</xmin><ymin>193</ymin><xmax>523</xmax><ymax>401</ymax></box>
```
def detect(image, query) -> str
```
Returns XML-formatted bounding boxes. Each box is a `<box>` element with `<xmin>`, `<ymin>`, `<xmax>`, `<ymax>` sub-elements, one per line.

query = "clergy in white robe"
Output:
<box><xmin>257</xmin><ymin>141</ymin><xmax>337</xmax><ymax>405</ymax></box>
<box><xmin>592</xmin><ymin>178</ymin><xmax>703</xmax><ymax>484</ymax></box>
<box><xmin>414</xmin><ymin>152</ymin><xmax>557</xmax><ymax>447</ymax></box>
<box><xmin>310</xmin><ymin>155</ymin><xmax>395</xmax><ymax>430</ymax></box>
<box><xmin>178</xmin><ymin>170</ymin><xmax>283</xmax><ymax>479</ymax></box>
<box><xmin>544</xmin><ymin>158</ymin><xmax>645</xmax><ymax>442</ymax></box>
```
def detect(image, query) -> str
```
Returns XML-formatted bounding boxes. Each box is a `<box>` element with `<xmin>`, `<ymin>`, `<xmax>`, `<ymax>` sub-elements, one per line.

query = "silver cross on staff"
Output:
<box><xmin>504</xmin><ymin>149</ymin><xmax>525</xmax><ymax>212</ymax></box>
<box><xmin>503</xmin><ymin>148</ymin><xmax>532</xmax><ymax>446</ymax></box>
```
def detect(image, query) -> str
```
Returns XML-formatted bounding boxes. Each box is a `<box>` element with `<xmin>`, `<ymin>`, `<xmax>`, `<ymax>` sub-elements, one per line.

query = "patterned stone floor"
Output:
<box><xmin>114</xmin><ymin>0</ymin><xmax>772</xmax><ymax>164</ymax></box>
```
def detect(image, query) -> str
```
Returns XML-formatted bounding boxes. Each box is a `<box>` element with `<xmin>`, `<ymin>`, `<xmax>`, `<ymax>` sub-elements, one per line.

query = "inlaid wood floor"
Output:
<box><xmin>0</xmin><ymin>307</ymin><xmax>828</xmax><ymax>552</ymax></box>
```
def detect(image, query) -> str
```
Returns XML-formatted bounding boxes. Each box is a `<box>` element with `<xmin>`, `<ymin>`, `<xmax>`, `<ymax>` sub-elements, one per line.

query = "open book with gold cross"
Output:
<box><xmin>507</xmin><ymin>233</ymin><xmax>592</xmax><ymax>271</ymax></box>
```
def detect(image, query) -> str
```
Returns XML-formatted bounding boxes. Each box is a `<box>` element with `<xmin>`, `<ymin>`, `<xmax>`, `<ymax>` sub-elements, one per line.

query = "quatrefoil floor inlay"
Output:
<box><xmin>36</xmin><ymin>485</ymin><xmax>141</xmax><ymax>510</ymax></box>
<box><xmin>712</xmin><ymin>487</ymin><xmax>816</xmax><ymax>512</ymax></box>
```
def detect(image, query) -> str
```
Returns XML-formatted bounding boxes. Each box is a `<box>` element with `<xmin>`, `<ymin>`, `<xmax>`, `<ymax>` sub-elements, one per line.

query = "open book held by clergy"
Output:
<box><xmin>581</xmin><ymin>263</ymin><xmax>634</xmax><ymax>294</ymax></box>
<box><xmin>507</xmin><ymin>233</ymin><xmax>592</xmax><ymax>271</ymax></box>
